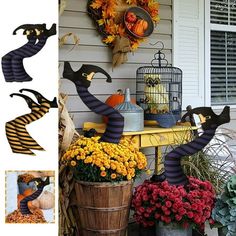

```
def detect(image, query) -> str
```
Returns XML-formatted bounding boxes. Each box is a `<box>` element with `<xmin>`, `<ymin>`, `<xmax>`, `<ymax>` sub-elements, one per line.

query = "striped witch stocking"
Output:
<box><xmin>63</xmin><ymin>62</ymin><xmax>124</xmax><ymax>144</ymax></box>
<box><xmin>6</xmin><ymin>90</ymin><xmax>57</xmax><ymax>155</ymax></box>
<box><xmin>5</xmin><ymin>94</ymin><xmax>42</xmax><ymax>155</ymax></box>
<box><xmin>5</xmin><ymin>121</ymin><xmax>35</xmax><ymax>155</ymax></box>
<box><xmin>2</xmin><ymin>23</ymin><xmax>56</xmax><ymax>82</ymax></box>
<box><xmin>10</xmin><ymin>93</ymin><xmax>45</xmax><ymax>152</ymax></box>
<box><xmin>12</xmin><ymin>35</ymin><xmax>49</xmax><ymax>82</ymax></box>
<box><xmin>12</xmin><ymin>24</ymin><xmax>56</xmax><ymax>82</ymax></box>
<box><xmin>19</xmin><ymin>177</ymin><xmax>50</xmax><ymax>215</ymax></box>
<box><xmin>2</xmin><ymin>36</ymin><xmax>36</xmax><ymax>82</ymax></box>
<box><xmin>164</xmin><ymin>106</ymin><xmax>230</xmax><ymax>186</ymax></box>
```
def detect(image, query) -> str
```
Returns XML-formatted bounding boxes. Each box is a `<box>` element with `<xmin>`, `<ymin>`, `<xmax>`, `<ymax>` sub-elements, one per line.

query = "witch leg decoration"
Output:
<box><xmin>1</xmin><ymin>28</ymin><xmax>37</xmax><ymax>82</ymax></box>
<box><xmin>153</xmin><ymin>106</ymin><xmax>230</xmax><ymax>186</ymax></box>
<box><xmin>6</xmin><ymin>90</ymin><xmax>57</xmax><ymax>155</ymax></box>
<box><xmin>9</xmin><ymin>93</ymin><xmax>46</xmax><ymax>152</ymax></box>
<box><xmin>12</xmin><ymin>24</ymin><xmax>56</xmax><ymax>82</ymax></box>
<box><xmin>5</xmin><ymin>94</ymin><xmax>41</xmax><ymax>155</ymax></box>
<box><xmin>62</xmin><ymin>62</ymin><xmax>124</xmax><ymax>144</ymax></box>
<box><xmin>19</xmin><ymin>177</ymin><xmax>50</xmax><ymax>215</ymax></box>
<box><xmin>1</xmin><ymin>23</ymin><xmax>56</xmax><ymax>82</ymax></box>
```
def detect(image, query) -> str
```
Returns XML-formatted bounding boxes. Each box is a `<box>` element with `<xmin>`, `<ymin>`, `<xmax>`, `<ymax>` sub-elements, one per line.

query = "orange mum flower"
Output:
<box><xmin>100</xmin><ymin>171</ymin><xmax>107</xmax><ymax>177</ymax></box>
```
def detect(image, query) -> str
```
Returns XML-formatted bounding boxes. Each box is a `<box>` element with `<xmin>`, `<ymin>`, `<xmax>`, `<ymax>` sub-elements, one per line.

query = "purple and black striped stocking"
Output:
<box><xmin>164</xmin><ymin>126</ymin><xmax>216</xmax><ymax>185</ymax></box>
<box><xmin>77</xmin><ymin>84</ymin><xmax>124</xmax><ymax>143</ymax></box>
<box><xmin>11</xmin><ymin>36</ymin><xmax>48</xmax><ymax>82</ymax></box>
<box><xmin>1</xmin><ymin>37</ymin><xmax>36</xmax><ymax>82</ymax></box>
<box><xmin>63</xmin><ymin>62</ymin><xmax>124</xmax><ymax>144</ymax></box>
<box><xmin>19</xmin><ymin>186</ymin><xmax>44</xmax><ymax>215</ymax></box>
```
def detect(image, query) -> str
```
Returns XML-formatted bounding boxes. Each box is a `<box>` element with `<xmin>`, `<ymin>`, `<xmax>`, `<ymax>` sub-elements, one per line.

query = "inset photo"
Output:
<box><xmin>5</xmin><ymin>171</ymin><xmax>55</xmax><ymax>223</ymax></box>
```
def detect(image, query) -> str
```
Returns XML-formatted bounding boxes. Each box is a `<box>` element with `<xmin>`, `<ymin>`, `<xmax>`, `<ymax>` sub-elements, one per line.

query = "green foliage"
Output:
<box><xmin>212</xmin><ymin>175</ymin><xmax>236</xmax><ymax>236</ymax></box>
<box><xmin>181</xmin><ymin>150</ymin><xmax>232</xmax><ymax>194</ymax></box>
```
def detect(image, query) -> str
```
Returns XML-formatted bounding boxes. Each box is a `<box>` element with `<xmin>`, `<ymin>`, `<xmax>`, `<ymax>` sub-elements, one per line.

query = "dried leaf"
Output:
<box><xmin>59</xmin><ymin>33</ymin><xmax>80</xmax><ymax>51</ymax></box>
<box><xmin>59</xmin><ymin>93</ymin><xmax>80</xmax><ymax>156</ymax></box>
<box><xmin>59</xmin><ymin>0</ymin><xmax>67</xmax><ymax>15</ymax></box>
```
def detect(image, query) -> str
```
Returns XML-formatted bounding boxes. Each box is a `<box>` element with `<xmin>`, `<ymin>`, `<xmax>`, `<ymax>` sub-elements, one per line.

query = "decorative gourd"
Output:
<box><xmin>28</xmin><ymin>199</ymin><xmax>40</xmax><ymax>209</ymax></box>
<box><xmin>132</xmin><ymin>19</ymin><xmax>148</xmax><ymax>36</ymax></box>
<box><xmin>141</xmin><ymin>19</ymin><xmax>148</xmax><ymax>31</ymax></box>
<box><xmin>38</xmin><ymin>191</ymin><xmax>54</xmax><ymax>209</ymax></box>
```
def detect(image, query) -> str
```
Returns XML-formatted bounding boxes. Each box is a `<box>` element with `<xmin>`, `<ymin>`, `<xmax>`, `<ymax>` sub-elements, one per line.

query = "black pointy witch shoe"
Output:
<box><xmin>19</xmin><ymin>88</ymin><xmax>58</xmax><ymax>108</ymax></box>
<box><xmin>181</xmin><ymin>106</ymin><xmax>230</xmax><ymax>130</ymax></box>
<box><xmin>10</xmin><ymin>93</ymin><xmax>39</xmax><ymax>109</ymax></box>
<box><xmin>62</xmin><ymin>61</ymin><xmax>112</xmax><ymax>88</ymax></box>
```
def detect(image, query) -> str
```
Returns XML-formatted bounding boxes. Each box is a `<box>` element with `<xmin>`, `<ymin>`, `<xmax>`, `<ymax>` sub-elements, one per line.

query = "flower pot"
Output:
<box><xmin>74</xmin><ymin>180</ymin><xmax>133</xmax><ymax>236</ymax></box>
<box><xmin>218</xmin><ymin>228</ymin><xmax>226</xmax><ymax>236</ymax></box>
<box><xmin>156</xmin><ymin>222</ymin><xmax>192</xmax><ymax>236</ymax></box>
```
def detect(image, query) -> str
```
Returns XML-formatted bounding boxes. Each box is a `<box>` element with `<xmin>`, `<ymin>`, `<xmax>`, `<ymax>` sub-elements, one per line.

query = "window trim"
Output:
<box><xmin>205</xmin><ymin>0</ymin><xmax>236</xmax><ymax>108</ymax></box>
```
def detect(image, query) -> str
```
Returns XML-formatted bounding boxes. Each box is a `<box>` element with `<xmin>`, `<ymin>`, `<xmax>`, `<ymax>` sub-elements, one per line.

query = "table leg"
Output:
<box><xmin>154</xmin><ymin>147</ymin><xmax>163</xmax><ymax>175</ymax></box>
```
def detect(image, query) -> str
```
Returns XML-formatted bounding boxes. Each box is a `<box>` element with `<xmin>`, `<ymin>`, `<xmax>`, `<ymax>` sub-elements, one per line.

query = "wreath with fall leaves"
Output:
<box><xmin>87</xmin><ymin>0</ymin><xmax>159</xmax><ymax>67</ymax></box>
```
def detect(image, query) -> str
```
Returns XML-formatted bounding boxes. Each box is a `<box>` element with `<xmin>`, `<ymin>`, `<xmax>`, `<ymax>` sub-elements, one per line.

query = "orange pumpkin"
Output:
<box><xmin>132</xmin><ymin>19</ymin><xmax>149</xmax><ymax>36</ymax></box>
<box><xmin>17</xmin><ymin>194</ymin><xmax>25</xmax><ymax>208</ymax></box>
<box><xmin>103</xmin><ymin>90</ymin><xmax>136</xmax><ymax>123</ymax></box>
<box><xmin>142</xmin><ymin>19</ymin><xmax>148</xmax><ymax>31</ymax></box>
<box><xmin>105</xmin><ymin>89</ymin><xmax>124</xmax><ymax>107</ymax></box>
<box><xmin>23</xmin><ymin>188</ymin><xmax>35</xmax><ymax>197</ymax></box>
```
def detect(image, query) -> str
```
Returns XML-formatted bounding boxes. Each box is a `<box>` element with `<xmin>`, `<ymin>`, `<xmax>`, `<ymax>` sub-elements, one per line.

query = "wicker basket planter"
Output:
<box><xmin>74</xmin><ymin>180</ymin><xmax>133</xmax><ymax>236</ymax></box>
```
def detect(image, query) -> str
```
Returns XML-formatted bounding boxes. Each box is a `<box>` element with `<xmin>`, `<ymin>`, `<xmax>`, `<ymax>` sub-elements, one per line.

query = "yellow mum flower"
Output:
<box><xmin>70</xmin><ymin>160</ymin><xmax>77</xmax><ymax>167</ymax></box>
<box><xmin>84</xmin><ymin>157</ymin><xmax>93</xmax><ymax>164</ymax></box>
<box><xmin>111</xmin><ymin>173</ymin><xmax>117</xmax><ymax>179</ymax></box>
<box><xmin>127</xmin><ymin>174</ymin><xmax>132</xmax><ymax>180</ymax></box>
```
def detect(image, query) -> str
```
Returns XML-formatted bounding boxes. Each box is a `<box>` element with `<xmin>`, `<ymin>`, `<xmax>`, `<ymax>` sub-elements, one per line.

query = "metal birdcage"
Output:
<box><xmin>136</xmin><ymin>42</ymin><xmax>182</xmax><ymax>128</ymax></box>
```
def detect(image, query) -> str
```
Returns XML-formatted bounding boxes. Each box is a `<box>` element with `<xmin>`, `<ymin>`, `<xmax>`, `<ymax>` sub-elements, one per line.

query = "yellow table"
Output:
<box><xmin>83</xmin><ymin>122</ymin><xmax>197</xmax><ymax>174</ymax></box>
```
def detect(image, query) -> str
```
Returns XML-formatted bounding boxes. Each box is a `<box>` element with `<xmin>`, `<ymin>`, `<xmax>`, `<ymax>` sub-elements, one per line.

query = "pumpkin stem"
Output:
<box><xmin>117</xmin><ymin>89</ymin><xmax>123</xmax><ymax>95</ymax></box>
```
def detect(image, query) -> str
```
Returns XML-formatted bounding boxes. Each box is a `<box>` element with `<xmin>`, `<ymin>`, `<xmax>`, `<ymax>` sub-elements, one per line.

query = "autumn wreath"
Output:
<box><xmin>87</xmin><ymin>0</ymin><xmax>160</xmax><ymax>67</ymax></box>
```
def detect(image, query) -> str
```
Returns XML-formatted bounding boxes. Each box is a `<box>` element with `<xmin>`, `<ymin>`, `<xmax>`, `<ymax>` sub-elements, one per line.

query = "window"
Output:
<box><xmin>210</xmin><ymin>0</ymin><xmax>236</xmax><ymax>105</ymax></box>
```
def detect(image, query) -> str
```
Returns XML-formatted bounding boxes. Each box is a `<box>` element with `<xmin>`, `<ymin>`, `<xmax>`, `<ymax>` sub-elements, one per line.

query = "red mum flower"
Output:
<box><xmin>165</xmin><ymin>201</ymin><xmax>172</xmax><ymax>208</ymax></box>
